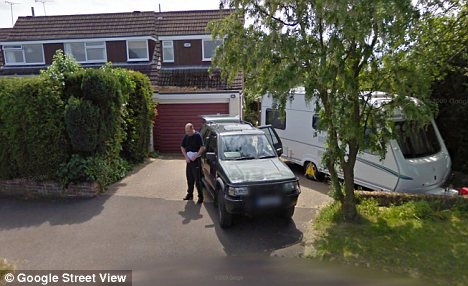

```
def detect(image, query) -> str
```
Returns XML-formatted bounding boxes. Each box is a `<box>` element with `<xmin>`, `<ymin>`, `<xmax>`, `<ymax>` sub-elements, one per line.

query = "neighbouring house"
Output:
<box><xmin>0</xmin><ymin>10</ymin><xmax>243</xmax><ymax>153</ymax></box>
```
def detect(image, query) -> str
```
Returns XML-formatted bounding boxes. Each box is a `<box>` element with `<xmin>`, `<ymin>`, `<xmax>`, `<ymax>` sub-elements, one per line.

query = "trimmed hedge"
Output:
<box><xmin>0</xmin><ymin>52</ymin><xmax>155</xmax><ymax>188</ymax></box>
<box><xmin>122</xmin><ymin>71</ymin><xmax>155</xmax><ymax>163</ymax></box>
<box><xmin>65</xmin><ymin>97</ymin><xmax>100</xmax><ymax>155</ymax></box>
<box><xmin>0</xmin><ymin>77</ymin><xmax>69</xmax><ymax>180</ymax></box>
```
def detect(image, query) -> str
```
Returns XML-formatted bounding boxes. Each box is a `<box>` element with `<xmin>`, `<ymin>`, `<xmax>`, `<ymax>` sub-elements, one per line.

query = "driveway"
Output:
<box><xmin>2</xmin><ymin>156</ymin><xmax>399</xmax><ymax>285</ymax></box>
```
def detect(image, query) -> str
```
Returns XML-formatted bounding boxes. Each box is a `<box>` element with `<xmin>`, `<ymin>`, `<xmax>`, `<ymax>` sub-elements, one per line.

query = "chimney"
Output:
<box><xmin>158</xmin><ymin>4</ymin><xmax>161</xmax><ymax>12</ymax></box>
<box><xmin>31</xmin><ymin>7</ymin><xmax>35</xmax><ymax>17</ymax></box>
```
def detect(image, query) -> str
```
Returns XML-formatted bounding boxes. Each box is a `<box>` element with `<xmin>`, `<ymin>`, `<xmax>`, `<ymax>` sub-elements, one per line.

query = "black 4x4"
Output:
<box><xmin>200</xmin><ymin>115</ymin><xmax>300</xmax><ymax>228</ymax></box>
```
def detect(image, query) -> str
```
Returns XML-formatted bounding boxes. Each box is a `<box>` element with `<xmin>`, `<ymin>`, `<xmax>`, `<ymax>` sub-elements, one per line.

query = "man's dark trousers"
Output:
<box><xmin>186</xmin><ymin>158</ymin><xmax>203</xmax><ymax>199</ymax></box>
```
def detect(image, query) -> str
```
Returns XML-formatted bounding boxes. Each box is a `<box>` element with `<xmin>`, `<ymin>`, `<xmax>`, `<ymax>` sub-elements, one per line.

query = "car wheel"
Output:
<box><xmin>281</xmin><ymin>206</ymin><xmax>295</xmax><ymax>219</ymax></box>
<box><xmin>304</xmin><ymin>161</ymin><xmax>324</xmax><ymax>181</ymax></box>
<box><xmin>217</xmin><ymin>191</ymin><xmax>232</xmax><ymax>228</ymax></box>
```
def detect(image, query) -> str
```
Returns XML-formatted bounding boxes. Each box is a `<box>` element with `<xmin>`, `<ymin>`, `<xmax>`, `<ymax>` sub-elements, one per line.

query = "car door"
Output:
<box><xmin>203</xmin><ymin>132</ymin><xmax>218</xmax><ymax>190</ymax></box>
<box><xmin>258</xmin><ymin>125</ymin><xmax>283</xmax><ymax>156</ymax></box>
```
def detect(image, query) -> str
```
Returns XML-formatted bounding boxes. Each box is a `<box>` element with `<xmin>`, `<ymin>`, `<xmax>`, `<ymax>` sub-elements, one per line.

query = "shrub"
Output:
<box><xmin>57</xmin><ymin>154</ymin><xmax>130</xmax><ymax>188</ymax></box>
<box><xmin>121</xmin><ymin>71</ymin><xmax>156</xmax><ymax>163</ymax></box>
<box><xmin>0</xmin><ymin>77</ymin><xmax>69</xmax><ymax>180</ymax></box>
<box><xmin>85</xmin><ymin>155</ymin><xmax>131</xmax><ymax>188</ymax></box>
<box><xmin>40</xmin><ymin>50</ymin><xmax>82</xmax><ymax>85</ymax></box>
<box><xmin>63</xmin><ymin>70</ymin><xmax>85</xmax><ymax>100</ymax></box>
<box><xmin>81</xmin><ymin>69</ymin><xmax>121</xmax><ymax>107</ymax></box>
<box><xmin>65</xmin><ymin>97</ymin><xmax>100</xmax><ymax>155</ymax></box>
<box><xmin>81</xmin><ymin>69</ymin><xmax>125</xmax><ymax>156</ymax></box>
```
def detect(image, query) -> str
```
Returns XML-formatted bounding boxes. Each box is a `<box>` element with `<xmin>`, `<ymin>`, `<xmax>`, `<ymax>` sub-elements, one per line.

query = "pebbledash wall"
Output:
<box><xmin>0</xmin><ymin>179</ymin><xmax>100</xmax><ymax>198</ymax></box>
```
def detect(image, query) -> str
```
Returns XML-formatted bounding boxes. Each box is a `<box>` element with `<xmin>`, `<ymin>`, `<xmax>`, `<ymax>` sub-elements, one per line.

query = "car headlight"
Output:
<box><xmin>228</xmin><ymin>186</ymin><xmax>249</xmax><ymax>196</ymax></box>
<box><xmin>283</xmin><ymin>181</ymin><xmax>300</xmax><ymax>192</ymax></box>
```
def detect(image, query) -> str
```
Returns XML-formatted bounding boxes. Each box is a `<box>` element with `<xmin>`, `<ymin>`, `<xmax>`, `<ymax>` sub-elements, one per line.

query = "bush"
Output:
<box><xmin>64</xmin><ymin>97</ymin><xmax>100</xmax><ymax>155</ymax></box>
<box><xmin>57</xmin><ymin>154</ymin><xmax>130</xmax><ymax>188</ymax></box>
<box><xmin>81</xmin><ymin>69</ymin><xmax>122</xmax><ymax>107</ymax></box>
<box><xmin>85</xmin><ymin>155</ymin><xmax>131</xmax><ymax>187</ymax></box>
<box><xmin>81</xmin><ymin>69</ymin><xmax>125</xmax><ymax>156</ymax></box>
<box><xmin>40</xmin><ymin>50</ymin><xmax>83</xmax><ymax>85</ymax></box>
<box><xmin>63</xmin><ymin>70</ymin><xmax>85</xmax><ymax>100</ymax></box>
<box><xmin>0</xmin><ymin>77</ymin><xmax>69</xmax><ymax>180</ymax></box>
<box><xmin>121</xmin><ymin>71</ymin><xmax>156</xmax><ymax>163</ymax></box>
<box><xmin>0</xmin><ymin>53</ymin><xmax>154</xmax><ymax>188</ymax></box>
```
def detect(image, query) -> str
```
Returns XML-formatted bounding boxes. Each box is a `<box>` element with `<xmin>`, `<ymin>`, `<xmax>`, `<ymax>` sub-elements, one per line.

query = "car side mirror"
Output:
<box><xmin>276</xmin><ymin>148</ymin><xmax>283</xmax><ymax>157</ymax></box>
<box><xmin>206</xmin><ymin>152</ymin><xmax>217</xmax><ymax>162</ymax></box>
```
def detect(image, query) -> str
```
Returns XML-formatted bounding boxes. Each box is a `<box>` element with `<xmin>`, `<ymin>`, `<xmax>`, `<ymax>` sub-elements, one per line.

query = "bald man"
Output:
<box><xmin>180</xmin><ymin>123</ymin><xmax>206</xmax><ymax>203</ymax></box>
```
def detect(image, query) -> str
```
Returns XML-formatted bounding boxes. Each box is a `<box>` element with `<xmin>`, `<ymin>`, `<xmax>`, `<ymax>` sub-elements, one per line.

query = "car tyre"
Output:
<box><xmin>281</xmin><ymin>206</ymin><xmax>295</xmax><ymax>219</ymax></box>
<box><xmin>217</xmin><ymin>191</ymin><xmax>232</xmax><ymax>228</ymax></box>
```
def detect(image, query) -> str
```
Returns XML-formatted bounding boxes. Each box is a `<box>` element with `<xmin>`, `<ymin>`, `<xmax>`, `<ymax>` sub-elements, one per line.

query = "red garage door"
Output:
<box><xmin>154</xmin><ymin>103</ymin><xmax>230</xmax><ymax>153</ymax></box>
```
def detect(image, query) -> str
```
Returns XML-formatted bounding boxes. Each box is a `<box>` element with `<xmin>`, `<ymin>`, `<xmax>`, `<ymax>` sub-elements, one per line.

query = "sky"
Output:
<box><xmin>0</xmin><ymin>0</ymin><xmax>222</xmax><ymax>28</ymax></box>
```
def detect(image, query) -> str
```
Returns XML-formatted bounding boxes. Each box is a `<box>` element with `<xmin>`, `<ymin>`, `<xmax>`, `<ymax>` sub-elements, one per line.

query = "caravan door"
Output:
<box><xmin>258</xmin><ymin>125</ymin><xmax>283</xmax><ymax>157</ymax></box>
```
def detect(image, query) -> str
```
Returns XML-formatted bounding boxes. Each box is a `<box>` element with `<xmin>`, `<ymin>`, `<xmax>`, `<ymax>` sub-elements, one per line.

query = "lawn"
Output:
<box><xmin>0</xmin><ymin>258</ymin><xmax>13</xmax><ymax>280</ymax></box>
<box><xmin>307</xmin><ymin>199</ymin><xmax>468</xmax><ymax>286</ymax></box>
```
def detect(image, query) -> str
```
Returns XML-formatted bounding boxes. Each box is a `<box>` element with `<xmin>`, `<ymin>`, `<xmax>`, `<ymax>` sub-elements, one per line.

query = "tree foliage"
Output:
<box><xmin>210</xmin><ymin>0</ymin><xmax>454</xmax><ymax>221</ymax></box>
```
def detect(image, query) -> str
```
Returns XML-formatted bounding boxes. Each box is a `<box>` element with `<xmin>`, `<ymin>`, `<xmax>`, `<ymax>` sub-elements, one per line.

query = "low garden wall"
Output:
<box><xmin>0</xmin><ymin>179</ymin><xmax>99</xmax><ymax>198</ymax></box>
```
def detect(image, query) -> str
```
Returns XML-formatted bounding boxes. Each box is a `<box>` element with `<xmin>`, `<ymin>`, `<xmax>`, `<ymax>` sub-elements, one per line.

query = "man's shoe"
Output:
<box><xmin>183</xmin><ymin>194</ymin><xmax>193</xmax><ymax>200</ymax></box>
<box><xmin>197</xmin><ymin>197</ymin><xmax>204</xmax><ymax>204</ymax></box>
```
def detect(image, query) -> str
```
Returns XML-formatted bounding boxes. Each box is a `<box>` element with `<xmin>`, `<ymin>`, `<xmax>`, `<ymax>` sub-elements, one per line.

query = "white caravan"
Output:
<box><xmin>261</xmin><ymin>88</ymin><xmax>455</xmax><ymax>195</ymax></box>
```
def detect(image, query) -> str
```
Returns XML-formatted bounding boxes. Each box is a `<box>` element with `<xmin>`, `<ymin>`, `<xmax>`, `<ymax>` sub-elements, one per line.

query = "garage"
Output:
<box><xmin>154</xmin><ymin>103</ymin><xmax>230</xmax><ymax>153</ymax></box>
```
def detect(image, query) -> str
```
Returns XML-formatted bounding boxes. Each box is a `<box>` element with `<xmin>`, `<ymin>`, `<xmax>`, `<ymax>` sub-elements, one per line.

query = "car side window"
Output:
<box><xmin>206</xmin><ymin>133</ymin><xmax>217</xmax><ymax>153</ymax></box>
<box><xmin>200</xmin><ymin>125</ymin><xmax>208</xmax><ymax>139</ymax></box>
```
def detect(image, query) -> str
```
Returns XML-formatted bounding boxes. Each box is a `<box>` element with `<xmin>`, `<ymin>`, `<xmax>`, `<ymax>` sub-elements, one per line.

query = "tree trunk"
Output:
<box><xmin>327</xmin><ymin>159</ymin><xmax>343</xmax><ymax>203</ymax></box>
<box><xmin>342</xmin><ymin>162</ymin><xmax>358</xmax><ymax>221</ymax></box>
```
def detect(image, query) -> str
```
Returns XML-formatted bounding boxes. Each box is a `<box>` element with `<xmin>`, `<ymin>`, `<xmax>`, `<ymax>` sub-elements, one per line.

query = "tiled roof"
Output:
<box><xmin>3</xmin><ymin>9</ymin><xmax>234</xmax><ymax>41</ymax></box>
<box><xmin>157</xmin><ymin>68</ymin><xmax>243</xmax><ymax>91</ymax></box>
<box><xmin>5</xmin><ymin>11</ymin><xmax>156</xmax><ymax>41</ymax></box>
<box><xmin>0</xmin><ymin>9</ymin><xmax>244</xmax><ymax>92</ymax></box>
<box><xmin>155</xmin><ymin>9</ymin><xmax>233</xmax><ymax>36</ymax></box>
<box><xmin>0</xmin><ymin>28</ymin><xmax>12</xmax><ymax>41</ymax></box>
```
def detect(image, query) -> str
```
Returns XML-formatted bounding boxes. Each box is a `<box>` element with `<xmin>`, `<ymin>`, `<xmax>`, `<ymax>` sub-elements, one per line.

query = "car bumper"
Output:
<box><xmin>223</xmin><ymin>191</ymin><xmax>300</xmax><ymax>215</ymax></box>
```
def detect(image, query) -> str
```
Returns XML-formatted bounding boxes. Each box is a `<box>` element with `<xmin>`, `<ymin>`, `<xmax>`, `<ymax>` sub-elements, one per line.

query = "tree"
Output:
<box><xmin>210</xmin><ymin>0</ymin><xmax>439</xmax><ymax>221</ymax></box>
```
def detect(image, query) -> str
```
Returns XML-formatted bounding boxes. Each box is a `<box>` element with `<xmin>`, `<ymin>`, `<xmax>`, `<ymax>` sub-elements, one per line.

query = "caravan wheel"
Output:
<box><xmin>304</xmin><ymin>161</ymin><xmax>324</xmax><ymax>181</ymax></box>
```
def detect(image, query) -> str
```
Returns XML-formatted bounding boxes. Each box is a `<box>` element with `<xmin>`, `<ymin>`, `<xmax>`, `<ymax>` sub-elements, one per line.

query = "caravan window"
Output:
<box><xmin>265</xmin><ymin>109</ymin><xmax>286</xmax><ymax>130</ymax></box>
<box><xmin>395</xmin><ymin>121</ymin><xmax>441</xmax><ymax>159</ymax></box>
<box><xmin>312</xmin><ymin>114</ymin><xmax>325</xmax><ymax>131</ymax></box>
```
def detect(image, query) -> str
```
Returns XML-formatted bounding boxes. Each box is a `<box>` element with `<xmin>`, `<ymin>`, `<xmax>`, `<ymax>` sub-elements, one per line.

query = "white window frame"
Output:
<box><xmin>202</xmin><ymin>39</ymin><xmax>223</xmax><ymax>62</ymax></box>
<box><xmin>162</xmin><ymin>40</ymin><xmax>174</xmax><ymax>63</ymax></box>
<box><xmin>64</xmin><ymin>41</ymin><xmax>107</xmax><ymax>64</ymax></box>
<box><xmin>126</xmin><ymin>40</ymin><xmax>149</xmax><ymax>62</ymax></box>
<box><xmin>3</xmin><ymin>44</ymin><xmax>45</xmax><ymax>66</ymax></box>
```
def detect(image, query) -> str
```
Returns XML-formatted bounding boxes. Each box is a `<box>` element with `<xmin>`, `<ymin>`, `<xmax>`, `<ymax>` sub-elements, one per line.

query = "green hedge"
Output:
<box><xmin>65</xmin><ymin>97</ymin><xmax>100</xmax><ymax>155</ymax></box>
<box><xmin>432</xmin><ymin>61</ymin><xmax>468</xmax><ymax>173</ymax></box>
<box><xmin>0</xmin><ymin>77</ymin><xmax>69</xmax><ymax>180</ymax></box>
<box><xmin>121</xmin><ymin>71</ymin><xmax>155</xmax><ymax>163</ymax></box>
<box><xmin>0</xmin><ymin>51</ymin><xmax>156</xmax><ymax>188</ymax></box>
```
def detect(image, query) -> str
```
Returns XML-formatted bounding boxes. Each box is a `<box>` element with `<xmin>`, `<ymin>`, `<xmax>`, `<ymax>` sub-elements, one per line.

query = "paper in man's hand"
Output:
<box><xmin>187</xmin><ymin>151</ymin><xmax>198</xmax><ymax>160</ymax></box>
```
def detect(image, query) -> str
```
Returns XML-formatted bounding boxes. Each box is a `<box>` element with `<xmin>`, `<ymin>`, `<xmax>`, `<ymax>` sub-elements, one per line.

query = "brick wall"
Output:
<box><xmin>0</xmin><ymin>179</ymin><xmax>99</xmax><ymax>198</ymax></box>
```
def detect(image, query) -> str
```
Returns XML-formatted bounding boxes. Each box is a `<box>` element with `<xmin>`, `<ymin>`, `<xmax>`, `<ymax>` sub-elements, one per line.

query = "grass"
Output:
<box><xmin>308</xmin><ymin>199</ymin><xmax>468</xmax><ymax>286</ymax></box>
<box><xmin>0</xmin><ymin>258</ymin><xmax>13</xmax><ymax>280</ymax></box>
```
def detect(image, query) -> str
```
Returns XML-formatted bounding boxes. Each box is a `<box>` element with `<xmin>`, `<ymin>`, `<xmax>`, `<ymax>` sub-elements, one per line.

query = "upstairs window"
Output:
<box><xmin>4</xmin><ymin>44</ymin><xmax>44</xmax><ymax>65</ymax></box>
<box><xmin>202</xmin><ymin>39</ymin><xmax>222</xmax><ymax>61</ymax></box>
<box><xmin>162</xmin><ymin>40</ymin><xmax>174</xmax><ymax>63</ymax></box>
<box><xmin>127</xmin><ymin>40</ymin><xmax>149</xmax><ymax>61</ymax></box>
<box><xmin>64</xmin><ymin>42</ymin><xmax>106</xmax><ymax>63</ymax></box>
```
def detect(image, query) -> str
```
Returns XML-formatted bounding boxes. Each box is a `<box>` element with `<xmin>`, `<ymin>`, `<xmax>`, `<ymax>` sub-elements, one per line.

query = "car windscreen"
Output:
<box><xmin>394</xmin><ymin>121</ymin><xmax>441</xmax><ymax>159</ymax></box>
<box><xmin>220</xmin><ymin>134</ymin><xmax>276</xmax><ymax>160</ymax></box>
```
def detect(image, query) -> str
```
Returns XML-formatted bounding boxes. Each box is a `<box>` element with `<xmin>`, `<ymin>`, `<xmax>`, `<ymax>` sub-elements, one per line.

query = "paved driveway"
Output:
<box><xmin>3</xmin><ymin>156</ymin><xmax>392</xmax><ymax>285</ymax></box>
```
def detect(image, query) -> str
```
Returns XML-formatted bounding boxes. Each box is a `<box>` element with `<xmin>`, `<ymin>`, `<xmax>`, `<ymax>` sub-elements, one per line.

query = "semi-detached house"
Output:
<box><xmin>0</xmin><ymin>10</ymin><xmax>243</xmax><ymax>153</ymax></box>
